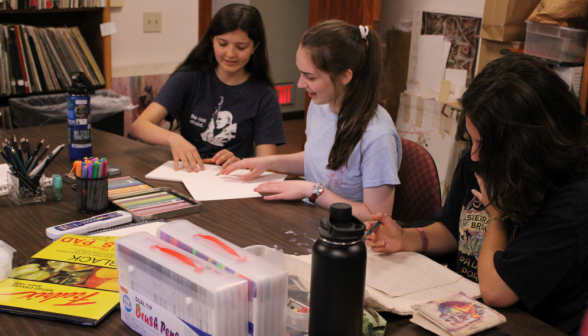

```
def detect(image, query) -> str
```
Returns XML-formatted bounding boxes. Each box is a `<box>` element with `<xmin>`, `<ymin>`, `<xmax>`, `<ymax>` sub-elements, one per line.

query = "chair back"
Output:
<box><xmin>392</xmin><ymin>138</ymin><xmax>442</xmax><ymax>224</ymax></box>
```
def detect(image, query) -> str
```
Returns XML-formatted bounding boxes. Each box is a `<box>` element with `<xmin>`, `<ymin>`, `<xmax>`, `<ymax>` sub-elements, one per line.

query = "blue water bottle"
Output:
<box><xmin>67</xmin><ymin>72</ymin><xmax>94</xmax><ymax>161</ymax></box>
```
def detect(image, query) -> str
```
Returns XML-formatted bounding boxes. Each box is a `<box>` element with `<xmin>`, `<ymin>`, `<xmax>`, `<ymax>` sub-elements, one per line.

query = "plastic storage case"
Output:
<box><xmin>116</xmin><ymin>232</ymin><xmax>249</xmax><ymax>336</ymax></box>
<box><xmin>157</xmin><ymin>220</ymin><xmax>288</xmax><ymax>336</ymax></box>
<box><xmin>244</xmin><ymin>245</ymin><xmax>311</xmax><ymax>334</ymax></box>
<box><xmin>524</xmin><ymin>20</ymin><xmax>588</xmax><ymax>63</ymax></box>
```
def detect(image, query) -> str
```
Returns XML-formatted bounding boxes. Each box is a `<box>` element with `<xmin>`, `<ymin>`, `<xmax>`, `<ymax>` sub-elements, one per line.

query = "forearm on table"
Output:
<box><xmin>267</xmin><ymin>151</ymin><xmax>305</xmax><ymax>176</ymax></box>
<box><xmin>314</xmin><ymin>189</ymin><xmax>374</xmax><ymax>222</ymax></box>
<box><xmin>401</xmin><ymin>222</ymin><xmax>458</xmax><ymax>255</ymax></box>
<box><xmin>478</xmin><ymin>219</ymin><xmax>518</xmax><ymax>307</ymax></box>
<box><xmin>130</xmin><ymin>116</ymin><xmax>178</xmax><ymax>147</ymax></box>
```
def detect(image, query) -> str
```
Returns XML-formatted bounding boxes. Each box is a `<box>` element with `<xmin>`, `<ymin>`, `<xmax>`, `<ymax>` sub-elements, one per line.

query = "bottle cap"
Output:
<box><xmin>52</xmin><ymin>174</ymin><xmax>63</xmax><ymax>189</ymax></box>
<box><xmin>318</xmin><ymin>203</ymin><xmax>365</xmax><ymax>242</ymax></box>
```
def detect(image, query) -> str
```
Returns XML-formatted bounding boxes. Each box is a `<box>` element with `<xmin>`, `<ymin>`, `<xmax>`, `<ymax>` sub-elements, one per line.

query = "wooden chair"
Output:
<box><xmin>392</xmin><ymin>138</ymin><xmax>442</xmax><ymax>226</ymax></box>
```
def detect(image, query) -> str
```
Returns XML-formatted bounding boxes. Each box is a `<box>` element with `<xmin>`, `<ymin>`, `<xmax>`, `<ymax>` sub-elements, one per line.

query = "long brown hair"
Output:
<box><xmin>301</xmin><ymin>20</ymin><xmax>385</xmax><ymax>170</ymax></box>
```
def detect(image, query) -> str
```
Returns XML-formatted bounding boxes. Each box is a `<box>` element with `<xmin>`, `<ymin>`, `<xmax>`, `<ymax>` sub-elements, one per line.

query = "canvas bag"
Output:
<box><xmin>481</xmin><ymin>0</ymin><xmax>541</xmax><ymax>41</ymax></box>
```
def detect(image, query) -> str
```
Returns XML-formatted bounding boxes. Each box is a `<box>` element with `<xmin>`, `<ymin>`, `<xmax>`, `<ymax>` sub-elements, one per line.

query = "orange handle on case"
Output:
<box><xmin>195</xmin><ymin>234</ymin><xmax>247</xmax><ymax>261</ymax></box>
<box><xmin>152</xmin><ymin>245</ymin><xmax>204</xmax><ymax>272</ymax></box>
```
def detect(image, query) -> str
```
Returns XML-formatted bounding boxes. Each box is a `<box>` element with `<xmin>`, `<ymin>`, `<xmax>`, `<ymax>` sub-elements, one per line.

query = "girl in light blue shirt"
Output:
<box><xmin>222</xmin><ymin>20</ymin><xmax>401</xmax><ymax>221</ymax></box>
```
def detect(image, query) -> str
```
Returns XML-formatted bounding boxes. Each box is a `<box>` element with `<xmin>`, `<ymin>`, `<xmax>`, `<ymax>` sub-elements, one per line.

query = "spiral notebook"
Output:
<box><xmin>84</xmin><ymin>219</ymin><xmax>167</xmax><ymax>237</ymax></box>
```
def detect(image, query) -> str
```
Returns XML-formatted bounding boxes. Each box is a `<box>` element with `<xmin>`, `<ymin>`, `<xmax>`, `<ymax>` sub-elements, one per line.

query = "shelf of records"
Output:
<box><xmin>0</xmin><ymin>24</ymin><xmax>105</xmax><ymax>96</ymax></box>
<box><xmin>1</xmin><ymin>0</ymin><xmax>106</xmax><ymax>10</ymax></box>
<box><xmin>0</xmin><ymin>106</ymin><xmax>12</xmax><ymax>129</ymax></box>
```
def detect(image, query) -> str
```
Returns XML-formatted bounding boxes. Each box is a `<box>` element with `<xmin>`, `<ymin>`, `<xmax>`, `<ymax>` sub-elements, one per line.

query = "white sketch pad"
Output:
<box><xmin>145</xmin><ymin>161</ymin><xmax>287</xmax><ymax>201</ymax></box>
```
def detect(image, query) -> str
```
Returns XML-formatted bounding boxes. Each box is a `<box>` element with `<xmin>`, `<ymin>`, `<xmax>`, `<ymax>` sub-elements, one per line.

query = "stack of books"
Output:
<box><xmin>0</xmin><ymin>24</ymin><xmax>105</xmax><ymax>96</ymax></box>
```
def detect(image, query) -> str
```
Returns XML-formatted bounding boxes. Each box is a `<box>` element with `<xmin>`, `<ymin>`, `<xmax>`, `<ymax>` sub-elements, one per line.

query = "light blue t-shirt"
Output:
<box><xmin>304</xmin><ymin>102</ymin><xmax>402</xmax><ymax>202</ymax></box>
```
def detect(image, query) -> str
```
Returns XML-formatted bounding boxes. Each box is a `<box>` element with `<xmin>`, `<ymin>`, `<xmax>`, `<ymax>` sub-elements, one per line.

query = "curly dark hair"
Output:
<box><xmin>457</xmin><ymin>54</ymin><xmax>588</xmax><ymax>223</ymax></box>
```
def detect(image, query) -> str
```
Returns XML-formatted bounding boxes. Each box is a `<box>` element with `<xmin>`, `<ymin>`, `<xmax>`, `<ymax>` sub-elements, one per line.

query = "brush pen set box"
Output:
<box><xmin>158</xmin><ymin>220</ymin><xmax>288</xmax><ymax>336</ymax></box>
<box><xmin>244</xmin><ymin>245</ymin><xmax>311</xmax><ymax>334</ymax></box>
<box><xmin>107</xmin><ymin>176</ymin><xmax>201</xmax><ymax>222</ymax></box>
<box><xmin>116</xmin><ymin>232</ymin><xmax>249</xmax><ymax>336</ymax></box>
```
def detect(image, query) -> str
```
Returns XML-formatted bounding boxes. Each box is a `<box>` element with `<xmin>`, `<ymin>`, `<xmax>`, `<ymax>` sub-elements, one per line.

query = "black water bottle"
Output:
<box><xmin>309</xmin><ymin>203</ymin><xmax>367</xmax><ymax>336</ymax></box>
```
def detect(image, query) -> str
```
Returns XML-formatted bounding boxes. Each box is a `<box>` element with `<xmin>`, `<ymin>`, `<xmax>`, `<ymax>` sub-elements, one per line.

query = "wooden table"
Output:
<box><xmin>0</xmin><ymin>125</ymin><xmax>565</xmax><ymax>336</ymax></box>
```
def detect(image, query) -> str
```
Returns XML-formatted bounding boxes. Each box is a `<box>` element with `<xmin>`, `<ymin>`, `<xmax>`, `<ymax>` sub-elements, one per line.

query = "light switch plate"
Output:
<box><xmin>143</xmin><ymin>12</ymin><xmax>162</xmax><ymax>33</ymax></box>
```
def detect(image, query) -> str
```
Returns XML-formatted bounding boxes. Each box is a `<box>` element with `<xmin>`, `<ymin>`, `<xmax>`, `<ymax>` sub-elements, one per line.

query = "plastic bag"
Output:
<box><xmin>0</xmin><ymin>240</ymin><xmax>16</xmax><ymax>281</ymax></box>
<box><xmin>9</xmin><ymin>89</ymin><xmax>133</xmax><ymax>128</ymax></box>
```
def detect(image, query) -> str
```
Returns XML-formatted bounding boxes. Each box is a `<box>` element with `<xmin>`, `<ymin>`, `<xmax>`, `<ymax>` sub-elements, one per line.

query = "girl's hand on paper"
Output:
<box><xmin>221</xmin><ymin>156</ymin><xmax>271</xmax><ymax>181</ymax></box>
<box><xmin>168</xmin><ymin>133</ymin><xmax>205</xmax><ymax>172</ymax></box>
<box><xmin>254</xmin><ymin>180</ymin><xmax>314</xmax><ymax>201</ymax></box>
<box><xmin>203</xmin><ymin>149</ymin><xmax>240</xmax><ymax>167</ymax></box>
<box><xmin>364</xmin><ymin>213</ymin><xmax>404</xmax><ymax>253</ymax></box>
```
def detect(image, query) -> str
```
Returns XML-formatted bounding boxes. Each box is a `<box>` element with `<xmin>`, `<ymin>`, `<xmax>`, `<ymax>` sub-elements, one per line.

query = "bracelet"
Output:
<box><xmin>415</xmin><ymin>228</ymin><xmax>428</xmax><ymax>254</ymax></box>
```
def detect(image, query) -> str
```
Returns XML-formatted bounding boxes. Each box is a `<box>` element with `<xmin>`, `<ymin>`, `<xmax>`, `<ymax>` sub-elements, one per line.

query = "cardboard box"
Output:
<box><xmin>477</xmin><ymin>39</ymin><xmax>525</xmax><ymax>75</ymax></box>
<box><xmin>396</xmin><ymin>93</ymin><xmax>467</xmax><ymax>203</ymax></box>
<box><xmin>481</xmin><ymin>0</ymin><xmax>541</xmax><ymax>42</ymax></box>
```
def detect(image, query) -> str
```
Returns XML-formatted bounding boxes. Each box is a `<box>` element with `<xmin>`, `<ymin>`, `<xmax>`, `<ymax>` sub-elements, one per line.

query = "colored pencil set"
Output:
<box><xmin>0</xmin><ymin>135</ymin><xmax>63</xmax><ymax>198</ymax></box>
<box><xmin>112</xmin><ymin>191</ymin><xmax>198</xmax><ymax>218</ymax></box>
<box><xmin>74</xmin><ymin>157</ymin><xmax>109</xmax><ymax>213</ymax></box>
<box><xmin>107</xmin><ymin>176</ymin><xmax>153</xmax><ymax>197</ymax></box>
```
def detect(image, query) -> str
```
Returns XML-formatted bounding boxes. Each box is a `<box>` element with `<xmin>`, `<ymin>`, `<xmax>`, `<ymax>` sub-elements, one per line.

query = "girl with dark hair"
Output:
<box><xmin>365</xmin><ymin>55</ymin><xmax>588</xmax><ymax>335</ymax></box>
<box><xmin>222</xmin><ymin>20</ymin><xmax>402</xmax><ymax>221</ymax></box>
<box><xmin>130</xmin><ymin>4</ymin><xmax>285</xmax><ymax>172</ymax></box>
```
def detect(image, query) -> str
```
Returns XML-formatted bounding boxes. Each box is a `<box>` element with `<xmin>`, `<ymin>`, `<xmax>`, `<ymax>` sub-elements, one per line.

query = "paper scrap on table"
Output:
<box><xmin>181</xmin><ymin>165</ymin><xmax>287</xmax><ymax>201</ymax></box>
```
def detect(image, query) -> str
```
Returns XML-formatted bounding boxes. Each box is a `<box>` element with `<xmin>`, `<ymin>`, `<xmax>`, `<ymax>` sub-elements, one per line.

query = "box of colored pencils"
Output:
<box><xmin>116</xmin><ymin>232</ymin><xmax>249</xmax><ymax>336</ymax></box>
<box><xmin>109</xmin><ymin>187</ymin><xmax>201</xmax><ymax>222</ymax></box>
<box><xmin>158</xmin><ymin>219</ymin><xmax>288</xmax><ymax>336</ymax></box>
<box><xmin>108</xmin><ymin>176</ymin><xmax>154</xmax><ymax>198</ymax></box>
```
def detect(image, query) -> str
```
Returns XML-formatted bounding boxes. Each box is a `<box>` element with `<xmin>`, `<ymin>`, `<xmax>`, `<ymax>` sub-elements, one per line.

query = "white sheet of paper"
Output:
<box><xmin>0</xmin><ymin>164</ymin><xmax>8</xmax><ymax>186</ymax></box>
<box><xmin>444</xmin><ymin>69</ymin><xmax>467</xmax><ymax>89</ymax></box>
<box><xmin>145</xmin><ymin>161</ymin><xmax>222</xmax><ymax>182</ymax></box>
<box><xmin>416</xmin><ymin>35</ymin><xmax>451</xmax><ymax>96</ymax></box>
<box><xmin>145</xmin><ymin>161</ymin><xmax>287</xmax><ymax>201</ymax></box>
<box><xmin>182</xmin><ymin>165</ymin><xmax>287</xmax><ymax>201</ymax></box>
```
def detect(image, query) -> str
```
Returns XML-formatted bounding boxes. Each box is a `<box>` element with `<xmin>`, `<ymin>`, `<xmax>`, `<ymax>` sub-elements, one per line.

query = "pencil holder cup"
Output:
<box><xmin>76</xmin><ymin>176</ymin><xmax>108</xmax><ymax>214</ymax></box>
<box><xmin>8</xmin><ymin>172</ymin><xmax>46</xmax><ymax>205</ymax></box>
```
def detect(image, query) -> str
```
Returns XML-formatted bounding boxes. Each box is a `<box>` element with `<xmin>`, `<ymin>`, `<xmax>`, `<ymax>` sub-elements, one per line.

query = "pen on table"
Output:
<box><xmin>364</xmin><ymin>220</ymin><xmax>383</xmax><ymax>237</ymax></box>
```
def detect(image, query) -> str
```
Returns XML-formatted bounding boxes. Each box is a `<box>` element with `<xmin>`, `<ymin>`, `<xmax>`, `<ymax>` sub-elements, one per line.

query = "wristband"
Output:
<box><xmin>415</xmin><ymin>228</ymin><xmax>428</xmax><ymax>254</ymax></box>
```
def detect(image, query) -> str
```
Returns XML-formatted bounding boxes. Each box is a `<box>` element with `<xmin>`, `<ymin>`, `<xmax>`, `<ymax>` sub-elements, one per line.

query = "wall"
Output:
<box><xmin>251</xmin><ymin>0</ymin><xmax>309</xmax><ymax>113</ymax></box>
<box><xmin>110</xmin><ymin>0</ymin><xmax>199</xmax><ymax>78</ymax></box>
<box><xmin>380</xmin><ymin>0</ymin><xmax>485</xmax><ymax>33</ymax></box>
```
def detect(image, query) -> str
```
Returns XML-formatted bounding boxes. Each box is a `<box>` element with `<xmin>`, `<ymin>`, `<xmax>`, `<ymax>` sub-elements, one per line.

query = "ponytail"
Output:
<box><xmin>301</xmin><ymin>20</ymin><xmax>385</xmax><ymax>170</ymax></box>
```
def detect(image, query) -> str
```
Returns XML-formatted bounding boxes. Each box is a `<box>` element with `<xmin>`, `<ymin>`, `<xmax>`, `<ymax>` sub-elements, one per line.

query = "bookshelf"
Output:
<box><xmin>0</xmin><ymin>2</ymin><xmax>111</xmax><ymax>107</ymax></box>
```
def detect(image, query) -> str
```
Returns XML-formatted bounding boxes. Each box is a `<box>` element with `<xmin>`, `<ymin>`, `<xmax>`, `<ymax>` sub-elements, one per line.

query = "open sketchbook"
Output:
<box><xmin>145</xmin><ymin>161</ymin><xmax>287</xmax><ymax>201</ymax></box>
<box><xmin>293</xmin><ymin>250</ymin><xmax>481</xmax><ymax>316</ymax></box>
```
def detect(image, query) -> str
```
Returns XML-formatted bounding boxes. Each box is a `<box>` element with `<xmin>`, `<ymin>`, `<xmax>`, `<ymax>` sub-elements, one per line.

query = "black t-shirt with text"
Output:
<box><xmin>155</xmin><ymin>69</ymin><xmax>286</xmax><ymax>159</ymax></box>
<box><xmin>435</xmin><ymin>156</ymin><xmax>588</xmax><ymax>335</ymax></box>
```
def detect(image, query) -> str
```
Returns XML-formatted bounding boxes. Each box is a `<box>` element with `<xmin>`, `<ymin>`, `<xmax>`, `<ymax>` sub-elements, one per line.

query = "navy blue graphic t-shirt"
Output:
<box><xmin>154</xmin><ymin>69</ymin><xmax>286</xmax><ymax>159</ymax></box>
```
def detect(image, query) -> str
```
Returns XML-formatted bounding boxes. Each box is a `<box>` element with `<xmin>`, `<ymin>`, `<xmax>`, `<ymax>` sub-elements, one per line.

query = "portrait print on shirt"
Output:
<box><xmin>457</xmin><ymin>196</ymin><xmax>488</xmax><ymax>282</ymax></box>
<box><xmin>198</xmin><ymin>96</ymin><xmax>238</xmax><ymax>147</ymax></box>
